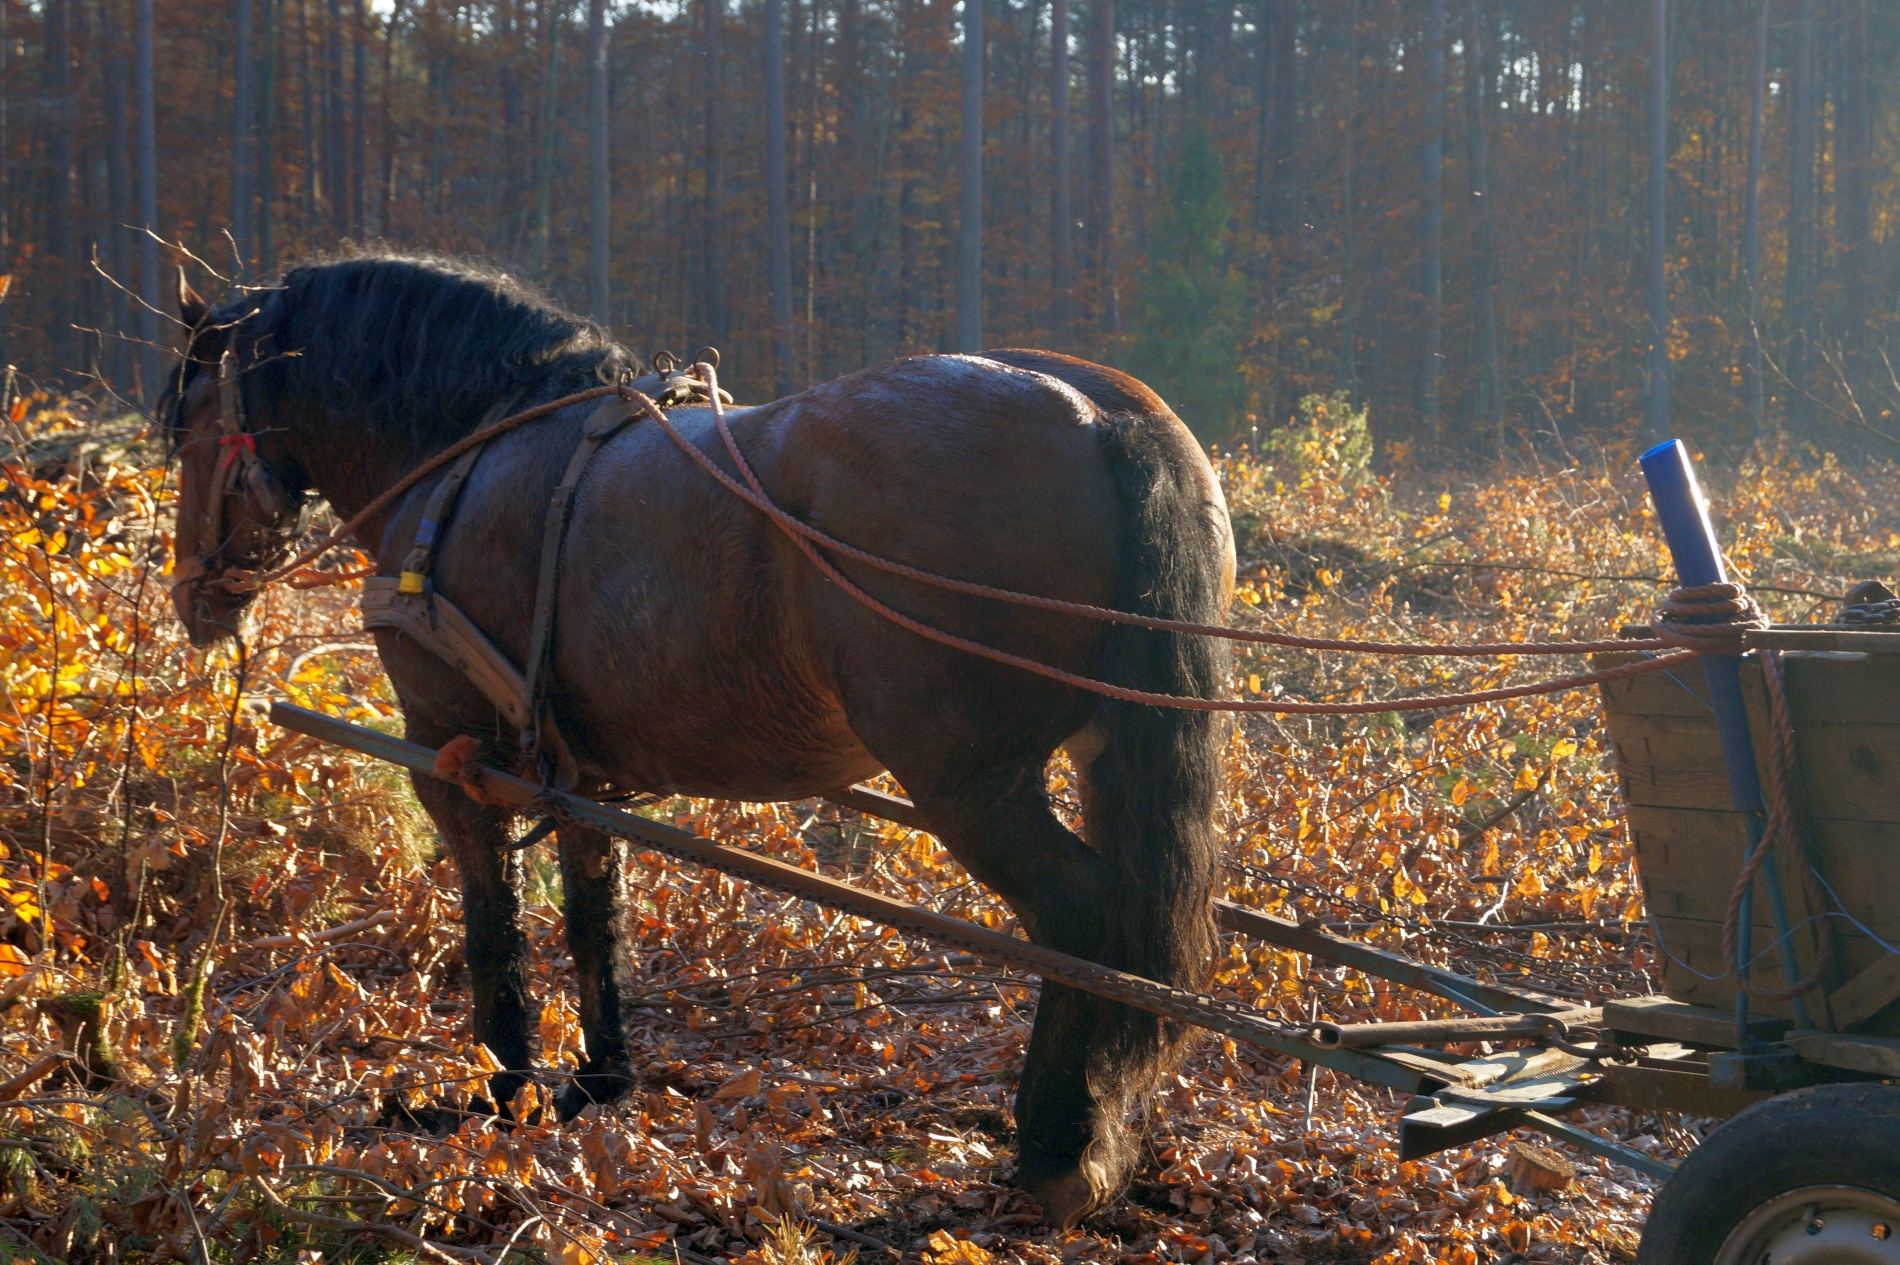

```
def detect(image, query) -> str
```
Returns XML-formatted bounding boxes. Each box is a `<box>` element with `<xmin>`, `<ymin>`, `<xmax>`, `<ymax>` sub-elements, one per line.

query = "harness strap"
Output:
<box><xmin>216</xmin><ymin>349</ymin><xmax>247</xmax><ymax>439</ymax></box>
<box><xmin>521</xmin><ymin>397</ymin><xmax>637</xmax><ymax>783</ymax></box>
<box><xmin>360</xmin><ymin>577</ymin><xmax>531</xmax><ymax>730</ymax></box>
<box><xmin>397</xmin><ymin>394</ymin><xmax>524</xmax><ymax>594</ymax></box>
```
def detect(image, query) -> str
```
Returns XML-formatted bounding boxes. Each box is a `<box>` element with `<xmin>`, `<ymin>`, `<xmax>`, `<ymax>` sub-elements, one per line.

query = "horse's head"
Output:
<box><xmin>163</xmin><ymin>272</ymin><xmax>312</xmax><ymax>646</ymax></box>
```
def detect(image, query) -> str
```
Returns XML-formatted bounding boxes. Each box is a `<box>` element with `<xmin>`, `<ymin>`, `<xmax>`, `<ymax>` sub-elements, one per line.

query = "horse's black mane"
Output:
<box><xmin>190</xmin><ymin>251</ymin><xmax>631</xmax><ymax>451</ymax></box>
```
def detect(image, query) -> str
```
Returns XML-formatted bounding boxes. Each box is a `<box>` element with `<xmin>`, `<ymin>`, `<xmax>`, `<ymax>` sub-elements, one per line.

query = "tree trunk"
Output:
<box><xmin>136</xmin><ymin>0</ymin><xmax>159</xmax><ymax>400</ymax></box>
<box><xmin>1050</xmin><ymin>0</ymin><xmax>1072</xmax><ymax>337</ymax></box>
<box><xmin>379</xmin><ymin>0</ymin><xmax>402</xmax><ymax>239</ymax></box>
<box><xmin>1644</xmin><ymin>0</ymin><xmax>1669</xmax><ymax>440</ymax></box>
<box><xmin>46</xmin><ymin>0</ymin><xmax>73</xmax><ymax>270</ymax></box>
<box><xmin>1743</xmin><ymin>0</ymin><xmax>1767</xmax><ymax>437</ymax></box>
<box><xmin>301</xmin><ymin>0</ymin><xmax>318</xmax><ymax>230</ymax></box>
<box><xmin>1339</xmin><ymin>0</ymin><xmax>1358</xmax><ymax>400</ymax></box>
<box><xmin>326</xmin><ymin>0</ymin><xmax>345</xmax><ymax>232</ymax></box>
<box><xmin>0</xmin><ymin>0</ymin><xmax>10</xmax><ymax>259</ymax></box>
<box><xmin>102</xmin><ymin>0</ymin><xmax>132</xmax><ymax>385</ymax></box>
<box><xmin>1839</xmin><ymin>0</ymin><xmax>1869</xmax><ymax>355</ymax></box>
<box><xmin>351</xmin><ymin>0</ymin><xmax>366</xmax><ymax>238</ymax></box>
<box><xmin>1420</xmin><ymin>0</ymin><xmax>1444</xmax><ymax>437</ymax></box>
<box><xmin>703</xmin><ymin>0</ymin><xmax>726</xmax><ymax>347</ymax></box>
<box><xmin>1087</xmin><ymin>0</ymin><xmax>1114</xmax><ymax>334</ymax></box>
<box><xmin>587</xmin><ymin>0</ymin><xmax>610</xmax><ymax>324</ymax></box>
<box><xmin>259</xmin><ymin>0</ymin><xmax>278</xmax><ymax>273</ymax></box>
<box><xmin>1785</xmin><ymin>0</ymin><xmax>1815</xmax><ymax>432</ymax></box>
<box><xmin>894</xmin><ymin>0</ymin><xmax>915</xmax><ymax>351</ymax></box>
<box><xmin>1463</xmin><ymin>0</ymin><xmax>1498</xmax><ymax>448</ymax></box>
<box><xmin>235</xmin><ymin>0</ymin><xmax>255</xmax><ymax>271</ymax></box>
<box><xmin>1254</xmin><ymin>0</ymin><xmax>1294</xmax><ymax>238</ymax></box>
<box><xmin>532</xmin><ymin>0</ymin><xmax>559</xmax><ymax>276</ymax></box>
<box><xmin>765</xmin><ymin>0</ymin><xmax>793</xmax><ymax>388</ymax></box>
<box><xmin>498</xmin><ymin>0</ymin><xmax>522</xmax><ymax>243</ymax></box>
<box><xmin>44</xmin><ymin>0</ymin><xmax>74</xmax><ymax>369</ymax></box>
<box><xmin>958</xmin><ymin>0</ymin><xmax>983</xmax><ymax>352</ymax></box>
<box><xmin>1459</xmin><ymin>0</ymin><xmax>1504</xmax><ymax>448</ymax></box>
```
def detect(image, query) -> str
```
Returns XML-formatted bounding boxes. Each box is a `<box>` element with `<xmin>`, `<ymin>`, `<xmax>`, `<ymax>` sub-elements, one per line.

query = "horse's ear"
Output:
<box><xmin>177</xmin><ymin>268</ymin><xmax>208</xmax><ymax>329</ymax></box>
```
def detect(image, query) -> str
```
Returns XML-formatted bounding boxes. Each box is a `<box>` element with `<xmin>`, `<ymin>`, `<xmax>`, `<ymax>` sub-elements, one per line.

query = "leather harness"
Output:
<box><xmin>183</xmin><ymin>350</ymin><xmax>310</xmax><ymax>582</ymax></box>
<box><xmin>358</xmin><ymin>365</ymin><xmax>726</xmax><ymax>797</ymax></box>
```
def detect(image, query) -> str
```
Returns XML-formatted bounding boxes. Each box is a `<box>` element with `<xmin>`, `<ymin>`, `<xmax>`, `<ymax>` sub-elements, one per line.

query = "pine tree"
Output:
<box><xmin>1127</xmin><ymin>124</ymin><xmax>1245</xmax><ymax>440</ymax></box>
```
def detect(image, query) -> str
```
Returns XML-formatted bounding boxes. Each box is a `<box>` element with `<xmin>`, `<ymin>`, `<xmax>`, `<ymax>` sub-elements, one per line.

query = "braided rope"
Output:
<box><xmin>1649</xmin><ymin>582</ymin><xmax>1770</xmax><ymax>654</ymax></box>
<box><xmin>612</xmin><ymin>367</ymin><xmax>1691</xmax><ymax>716</ymax></box>
<box><xmin>218</xmin><ymin>373</ymin><xmax>1682</xmax><ymax>667</ymax></box>
<box><xmin>662</xmin><ymin>373</ymin><xmax>1673</xmax><ymax>658</ymax></box>
<box><xmin>205</xmin><ymin>371</ymin><xmax>1708</xmax><ymax>713</ymax></box>
<box><xmin>1718</xmin><ymin>647</ymin><xmax>1839</xmax><ymax>1003</ymax></box>
<box><xmin>221</xmin><ymin>384</ymin><xmax>630</xmax><ymax>593</ymax></box>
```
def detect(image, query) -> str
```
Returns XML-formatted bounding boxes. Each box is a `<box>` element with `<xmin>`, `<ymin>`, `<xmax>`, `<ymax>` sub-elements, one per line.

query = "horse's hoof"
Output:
<box><xmin>1029</xmin><ymin>1162</ymin><xmax>1110</xmax><ymax>1231</ymax></box>
<box><xmin>555</xmin><ymin>1069</ymin><xmax>635</xmax><ymax>1121</ymax></box>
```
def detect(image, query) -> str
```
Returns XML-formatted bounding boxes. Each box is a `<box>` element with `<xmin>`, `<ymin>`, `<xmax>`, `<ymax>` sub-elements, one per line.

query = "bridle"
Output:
<box><xmin>176</xmin><ymin>348</ymin><xmax>309</xmax><ymax>591</ymax></box>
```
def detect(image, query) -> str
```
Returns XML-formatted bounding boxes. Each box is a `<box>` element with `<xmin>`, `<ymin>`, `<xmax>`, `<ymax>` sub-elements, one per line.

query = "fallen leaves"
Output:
<box><xmin>1</xmin><ymin>397</ymin><xmax>1885</xmax><ymax>1263</ymax></box>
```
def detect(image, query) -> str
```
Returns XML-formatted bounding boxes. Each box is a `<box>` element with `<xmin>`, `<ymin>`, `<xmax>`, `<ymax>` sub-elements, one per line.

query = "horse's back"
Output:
<box><xmin>554</xmin><ymin>352</ymin><xmax>1197</xmax><ymax>797</ymax></box>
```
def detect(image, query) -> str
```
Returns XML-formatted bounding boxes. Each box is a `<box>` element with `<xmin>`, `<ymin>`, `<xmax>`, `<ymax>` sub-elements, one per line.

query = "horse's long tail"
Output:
<box><xmin>1085</xmin><ymin>410</ymin><xmax>1230</xmax><ymax>1087</ymax></box>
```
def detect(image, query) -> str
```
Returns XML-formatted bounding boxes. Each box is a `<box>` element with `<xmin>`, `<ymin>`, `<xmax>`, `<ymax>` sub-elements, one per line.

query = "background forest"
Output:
<box><xmin>10</xmin><ymin>2</ymin><xmax>1900</xmax><ymax>1261</ymax></box>
<box><xmin>1</xmin><ymin>0</ymin><xmax>1897</xmax><ymax>454</ymax></box>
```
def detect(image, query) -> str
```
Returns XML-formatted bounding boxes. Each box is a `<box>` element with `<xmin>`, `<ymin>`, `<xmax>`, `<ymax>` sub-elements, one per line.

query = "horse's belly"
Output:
<box><xmin>569</xmin><ymin>661</ymin><xmax>883</xmax><ymax>801</ymax></box>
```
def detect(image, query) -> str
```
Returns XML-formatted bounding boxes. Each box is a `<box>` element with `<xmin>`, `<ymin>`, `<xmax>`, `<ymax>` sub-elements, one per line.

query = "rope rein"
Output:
<box><xmin>218</xmin><ymin>367</ymin><xmax>1737</xmax><ymax>713</ymax></box>
<box><xmin>677</xmin><ymin>369</ymin><xmax>1842</xmax><ymax>999</ymax></box>
<box><xmin>225</xmin><ymin>384</ymin><xmax>629</xmax><ymax>592</ymax></box>
<box><xmin>216</xmin><ymin>368</ymin><xmax>1836</xmax><ymax>999</ymax></box>
<box><xmin>623</xmin><ymin>363</ymin><xmax>1689</xmax><ymax>714</ymax></box>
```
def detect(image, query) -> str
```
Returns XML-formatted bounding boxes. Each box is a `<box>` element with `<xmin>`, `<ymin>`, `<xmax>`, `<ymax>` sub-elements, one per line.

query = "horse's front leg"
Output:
<box><xmin>554</xmin><ymin>818</ymin><xmax>635</xmax><ymax>1119</ymax></box>
<box><xmin>410</xmin><ymin>772</ymin><xmax>536</xmax><ymax>1108</ymax></box>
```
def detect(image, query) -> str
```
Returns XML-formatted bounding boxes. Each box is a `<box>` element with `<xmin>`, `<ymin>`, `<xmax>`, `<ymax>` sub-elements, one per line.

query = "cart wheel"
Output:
<box><xmin>1636</xmin><ymin>1082</ymin><xmax>1900</xmax><ymax>1265</ymax></box>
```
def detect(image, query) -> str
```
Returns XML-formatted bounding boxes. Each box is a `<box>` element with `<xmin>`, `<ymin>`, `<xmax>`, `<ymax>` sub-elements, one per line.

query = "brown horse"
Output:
<box><xmin>163</xmin><ymin>253</ymin><xmax>1234</xmax><ymax>1228</ymax></box>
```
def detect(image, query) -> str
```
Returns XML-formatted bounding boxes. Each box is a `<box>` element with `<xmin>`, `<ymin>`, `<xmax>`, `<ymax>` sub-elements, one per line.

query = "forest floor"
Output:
<box><xmin>2</xmin><ymin>390</ymin><xmax>1895</xmax><ymax>1264</ymax></box>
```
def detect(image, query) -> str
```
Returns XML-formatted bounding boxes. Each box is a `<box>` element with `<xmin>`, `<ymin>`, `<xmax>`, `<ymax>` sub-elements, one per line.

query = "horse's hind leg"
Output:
<box><xmin>554</xmin><ymin>820</ymin><xmax>635</xmax><ymax>1119</ymax></box>
<box><xmin>899</xmin><ymin>762</ymin><xmax>1138</xmax><ymax>1230</ymax></box>
<box><xmin>409</xmin><ymin>773</ymin><xmax>536</xmax><ymax>1107</ymax></box>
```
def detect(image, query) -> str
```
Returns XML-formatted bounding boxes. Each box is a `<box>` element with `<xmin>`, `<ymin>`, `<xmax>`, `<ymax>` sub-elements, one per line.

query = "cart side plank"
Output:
<box><xmin>1598</xmin><ymin>650</ymin><xmax>1899</xmax><ymax>725</ymax></box>
<box><xmin>1648</xmin><ymin>913</ymin><xmax>1900</xmax><ymax>1033</ymax></box>
<box><xmin>1599</xmin><ymin>649</ymin><xmax>1900</xmax><ymax>1035</ymax></box>
<box><xmin>1627</xmin><ymin>807</ymin><xmax>1899</xmax><ymax>937</ymax></box>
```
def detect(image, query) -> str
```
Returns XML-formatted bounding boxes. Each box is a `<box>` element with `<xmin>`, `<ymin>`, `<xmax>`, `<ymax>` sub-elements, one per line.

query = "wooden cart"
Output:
<box><xmin>1588</xmin><ymin>627</ymin><xmax>1900</xmax><ymax>1263</ymax></box>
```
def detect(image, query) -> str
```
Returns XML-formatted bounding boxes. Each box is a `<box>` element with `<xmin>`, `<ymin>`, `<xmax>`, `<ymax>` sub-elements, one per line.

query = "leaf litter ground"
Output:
<box><xmin>5</xmin><ymin>392</ymin><xmax>1897</xmax><ymax>1263</ymax></box>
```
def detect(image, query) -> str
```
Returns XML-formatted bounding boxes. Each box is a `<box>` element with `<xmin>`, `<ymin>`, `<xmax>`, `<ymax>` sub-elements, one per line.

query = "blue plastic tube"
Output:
<box><xmin>1638</xmin><ymin>440</ymin><xmax>1809</xmax><ymax>1036</ymax></box>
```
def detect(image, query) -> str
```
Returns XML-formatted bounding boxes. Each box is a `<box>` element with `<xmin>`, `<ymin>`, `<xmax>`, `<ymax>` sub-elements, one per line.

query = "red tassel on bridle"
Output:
<box><xmin>217</xmin><ymin>431</ymin><xmax>257</xmax><ymax>471</ymax></box>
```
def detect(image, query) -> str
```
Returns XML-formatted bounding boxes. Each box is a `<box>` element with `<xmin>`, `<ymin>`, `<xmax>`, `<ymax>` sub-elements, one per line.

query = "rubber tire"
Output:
<box><xmin>1636</xmin><ymin>1081</ymin><xmax>1900</xmax><ymax>1264</ymax></box>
